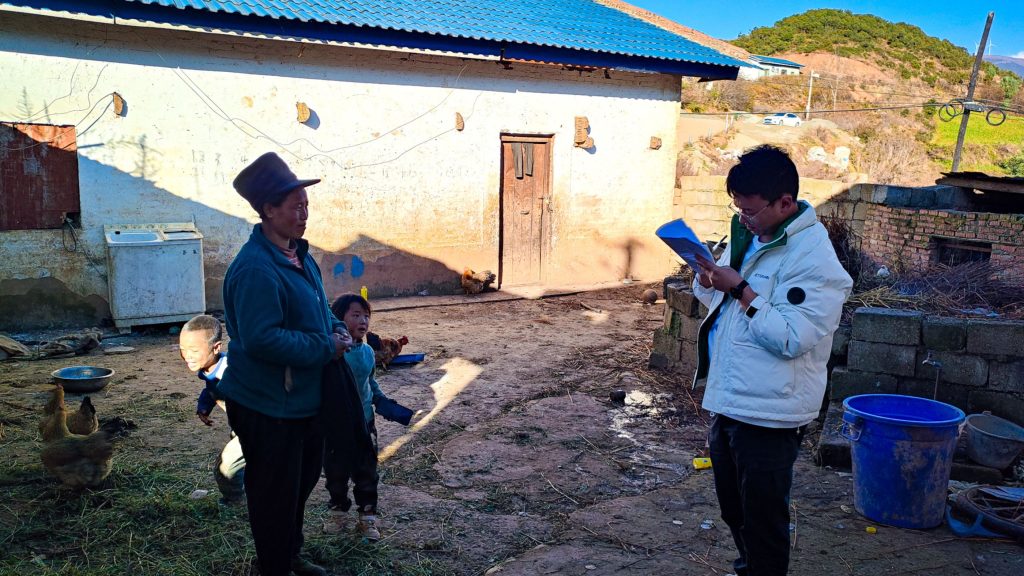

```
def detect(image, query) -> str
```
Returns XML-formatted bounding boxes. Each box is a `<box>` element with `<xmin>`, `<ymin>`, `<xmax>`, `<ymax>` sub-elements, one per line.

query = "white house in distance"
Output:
<box><xmin>750</xmin><ymin>55</ymin><xmax>805</xmax><ymax>76</ymax></box>
<box><xmin>0</xmin><ymin>0</ymin><xmax>742</xmax><ymax>329</ymax></box>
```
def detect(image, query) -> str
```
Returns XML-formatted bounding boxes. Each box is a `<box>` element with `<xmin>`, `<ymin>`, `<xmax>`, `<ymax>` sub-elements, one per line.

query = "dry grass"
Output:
<box><xmin>843</xmin><ymin>261</ymin><xmax>1024</xmax><ymax>322</ymax></box>
<box><xmin>820</xmin><ymin>214</ymin><xmax>1024</xmax><ymax>321</ymax></box>
<box><xmin>0</xmin><ymin>392</ymin><xmax>439</xmax><ymax>576</ymax></box>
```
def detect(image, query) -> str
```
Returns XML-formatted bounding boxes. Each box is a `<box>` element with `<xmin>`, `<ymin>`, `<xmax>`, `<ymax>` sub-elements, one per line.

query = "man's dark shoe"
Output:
<box><xmin>290</xmin><ymin>555</ymin><xmax>329</xmax><ymax>576</ymax></box>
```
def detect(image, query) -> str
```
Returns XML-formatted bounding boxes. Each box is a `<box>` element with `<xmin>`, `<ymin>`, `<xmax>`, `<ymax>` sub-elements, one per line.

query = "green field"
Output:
<box><xmin>932</xmin><ymin>112</ymin><xmax>1024</xmax><ymax>147</ymax></box>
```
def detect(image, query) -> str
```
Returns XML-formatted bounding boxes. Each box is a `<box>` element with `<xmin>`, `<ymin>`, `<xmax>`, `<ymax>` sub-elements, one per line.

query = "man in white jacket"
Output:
<box><xmin>693</xmin><ymin>145</ymin><xmax>852</xmax><ymax>576</ymax></box>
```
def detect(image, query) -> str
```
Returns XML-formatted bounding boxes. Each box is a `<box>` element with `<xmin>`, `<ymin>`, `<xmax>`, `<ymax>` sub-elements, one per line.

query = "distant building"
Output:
<box><xmin>750</xmin><ymin>55</ymin><xmax>804</xmax><ymax>76</ymax></box>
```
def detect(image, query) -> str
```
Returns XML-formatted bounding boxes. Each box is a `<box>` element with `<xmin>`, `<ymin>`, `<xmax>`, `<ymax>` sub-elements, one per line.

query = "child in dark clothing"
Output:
<box><xmin>324</xmin><ymin>294</ymin><xmax>413</xmax><ymax>541</ymax></box>
<box><xmin>179</xmin><ymin>314</ymin><xmax>245</xmax><ymax>504</ymax></box>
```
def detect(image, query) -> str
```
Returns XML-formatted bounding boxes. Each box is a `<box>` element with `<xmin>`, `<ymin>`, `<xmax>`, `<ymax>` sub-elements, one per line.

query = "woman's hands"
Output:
<box><xmin>331</xmin><ymin>329</ymin><xmax>353</xmax><ymax>358</ymax></box>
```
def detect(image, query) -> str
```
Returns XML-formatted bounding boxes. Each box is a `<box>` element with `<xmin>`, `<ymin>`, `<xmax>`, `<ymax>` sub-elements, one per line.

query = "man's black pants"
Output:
<box><xmin>709</xmin><ymin>414</ymin><xmax>803</xmax><ymax>576</ymax></box>
<box><xmin>226</xmin><ymin>400</ymin><xmax>324</xmax><ymax>576</ymax></box>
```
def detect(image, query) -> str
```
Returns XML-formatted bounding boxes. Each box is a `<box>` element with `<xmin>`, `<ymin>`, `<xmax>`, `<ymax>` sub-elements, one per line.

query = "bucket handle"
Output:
<box><xmin>840</xmin><ymin>417</ymin><xmax>862</xmax><ymax>442</ymax></box>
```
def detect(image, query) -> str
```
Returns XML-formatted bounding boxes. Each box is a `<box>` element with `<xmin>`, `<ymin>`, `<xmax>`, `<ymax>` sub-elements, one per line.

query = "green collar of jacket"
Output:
<box><xmin>728</xmin><ymin>201</ymin><xmax>809</xmax><ymax>270</ymax></box>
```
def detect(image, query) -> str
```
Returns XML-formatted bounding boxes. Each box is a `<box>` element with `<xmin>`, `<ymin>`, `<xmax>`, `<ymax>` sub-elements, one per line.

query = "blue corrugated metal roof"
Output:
<box><xmin>117</xmin><ymin>1</ymin><xmax>739</xmax><ymax>65</ymax></box>
<box><xmin>106</xmin><ymin>0</ymin><xmax>746</xmax><ymax>72</ymax></box>
<box><xmin>751</xmin><ymin>55</ymin><xmax>804</xmax><ymax>68</ymax></box>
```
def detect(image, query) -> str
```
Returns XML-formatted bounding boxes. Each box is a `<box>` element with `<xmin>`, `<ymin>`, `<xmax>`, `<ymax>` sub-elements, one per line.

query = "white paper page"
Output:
<box><xmin>656</xmin><ymin>219</ymin><xmax>715</xmax><ymax>271</ymax></box>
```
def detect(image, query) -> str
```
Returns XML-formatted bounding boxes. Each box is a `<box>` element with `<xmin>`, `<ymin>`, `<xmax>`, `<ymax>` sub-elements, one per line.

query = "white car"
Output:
<box><xmin>763</xmin><ymin>113</ymin><xmax>802</xmax><ymax>127</ymax></box>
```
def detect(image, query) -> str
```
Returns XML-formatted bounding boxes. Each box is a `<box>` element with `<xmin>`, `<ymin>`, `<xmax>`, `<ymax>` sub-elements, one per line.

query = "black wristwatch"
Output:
<box><xmin>729</xmin><ymin>279</ymin><xmax>749</xmax><ymax>300</ymax></box>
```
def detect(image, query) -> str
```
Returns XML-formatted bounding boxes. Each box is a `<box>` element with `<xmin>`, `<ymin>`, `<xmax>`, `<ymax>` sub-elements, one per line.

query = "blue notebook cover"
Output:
<box><xmin>656</xmin><ymin>219</ymin><xmax>714</xmax><ymax>271</ymax></box>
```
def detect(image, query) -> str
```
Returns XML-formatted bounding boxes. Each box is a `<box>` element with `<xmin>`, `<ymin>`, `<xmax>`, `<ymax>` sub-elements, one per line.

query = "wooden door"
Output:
<box><xmin>500</xmin><ymin>136</ymin><xmax>551</xmax><ymax>286</ymax></box>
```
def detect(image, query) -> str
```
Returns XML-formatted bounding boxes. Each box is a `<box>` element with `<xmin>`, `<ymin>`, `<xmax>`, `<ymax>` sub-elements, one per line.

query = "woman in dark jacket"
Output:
<box><xmin>219</xmin><ymin>152</ymin><xmax>351</xmax><ymax>576</ymax></box>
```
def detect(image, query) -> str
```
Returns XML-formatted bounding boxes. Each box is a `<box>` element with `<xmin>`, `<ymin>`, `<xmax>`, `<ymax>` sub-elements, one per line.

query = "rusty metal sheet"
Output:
<box><xmin>0</xmin><ymin>123</ymin><xmax>80</xmax><ymax>230</ymax></box>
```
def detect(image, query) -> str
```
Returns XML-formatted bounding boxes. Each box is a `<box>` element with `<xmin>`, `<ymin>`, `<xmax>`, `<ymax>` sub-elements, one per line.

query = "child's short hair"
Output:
<box><xmin>331</xmin><ymin>294</ymin><xmax>371</xmax><ymax>318</ymax></box>
<box><xmin>182</xmin><ymin>314</ymin><xmax>223</xmax><ymax>346</ymax></box>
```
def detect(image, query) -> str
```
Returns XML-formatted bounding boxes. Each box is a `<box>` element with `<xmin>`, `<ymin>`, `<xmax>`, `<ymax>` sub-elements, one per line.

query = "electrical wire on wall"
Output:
<box><xmin>1</xmin><ymin>96</ymin><xmax>114</xmax><ymax>153</ymax></box>
<box><xmin>132</xmin><ymin>25</ymin><xmax>483</xmax><ymax>170</ymax></box>
<box><xmin>61</xmin><ymin>217</ymin><xmax>107</xmax><ymax>281</ymax></box>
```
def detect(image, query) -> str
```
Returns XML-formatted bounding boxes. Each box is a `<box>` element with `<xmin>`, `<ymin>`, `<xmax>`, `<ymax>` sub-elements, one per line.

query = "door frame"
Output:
<box><xmin>498</xmin><ymin>133</ymin><xmax>554</xmax><ymax>287</ymax></box>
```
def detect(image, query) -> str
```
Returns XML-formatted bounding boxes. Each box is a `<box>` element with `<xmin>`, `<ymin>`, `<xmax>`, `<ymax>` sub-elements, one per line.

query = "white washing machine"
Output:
<box><xmin>104</xmin><ymin>222</ymin><xmax>205</xmax><ymax>332</ymax></box>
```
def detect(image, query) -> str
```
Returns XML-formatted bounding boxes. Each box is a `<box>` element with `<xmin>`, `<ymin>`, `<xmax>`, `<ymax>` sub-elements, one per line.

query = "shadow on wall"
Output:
<box><xmin>1</xmin><ymin>152</ymin><xmax>468</xmax><ymax>330</ymax></box>
<box><xmin>0</xmin><ymin>150</ymin><xmax>256</xmax><ymax>331</ymax></box>
<box><xmin>319</xmin><ymin>236</ymin><xmax>461</xmax><ymax>301</ymax></box>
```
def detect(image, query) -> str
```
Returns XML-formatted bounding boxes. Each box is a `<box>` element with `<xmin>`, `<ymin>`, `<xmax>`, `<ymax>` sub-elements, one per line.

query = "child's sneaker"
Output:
<box><xmin>356</xmin><ymin>513</ymin><xmax>381</xmax><ymax>541</ymax></box>
<box><xmin>322</xmin><ymin>508</ymin><xmax>350</xmax><ymax>534</ymax></box>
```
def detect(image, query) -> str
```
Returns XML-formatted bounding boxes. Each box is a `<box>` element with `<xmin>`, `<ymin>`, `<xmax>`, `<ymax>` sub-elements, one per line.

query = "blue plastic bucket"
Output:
<box><xmin>842</xmin><ymin>394</ymin><xmax>965</xmax><ymax>529</ymax></box>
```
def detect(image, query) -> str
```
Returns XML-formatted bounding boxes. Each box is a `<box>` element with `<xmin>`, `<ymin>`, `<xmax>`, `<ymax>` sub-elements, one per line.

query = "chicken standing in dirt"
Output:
<box><xmin>39</xmin><ymin>386</ymin><xmax>98</xmax><ymax>437</ymax></box>
<box><xmin>366</xmin><ymin>331</ymin><xmax>408</xmax><ymax>368</ymax></box>
<box><xmin>39</xmin><ymin>385</ymin><xmax>115</xmax><ymax>488</ymax></box>
<box><xmin>461</xmin><ymin>268</ymin><xmax>496</xmax><ymax>294</ymax></box>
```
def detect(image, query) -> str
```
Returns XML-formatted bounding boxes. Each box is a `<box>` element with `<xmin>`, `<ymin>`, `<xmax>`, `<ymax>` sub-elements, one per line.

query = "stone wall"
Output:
<box><xmin>650</xmin><ymin>292</ymin><xmax>1024</xmax><ymax>427</ymax></box>
<box><xmin>831</xmin><ymin>307</ymin><xmax>1024</xmax><ymax>423</ymax></box>
<box><xmin>648</xmin><ymin>280</ymin><xmax>704</xmax><ymax>375</ymax></box>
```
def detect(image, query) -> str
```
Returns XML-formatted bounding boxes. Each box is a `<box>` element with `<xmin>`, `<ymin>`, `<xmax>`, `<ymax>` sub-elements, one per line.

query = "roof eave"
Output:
<box><xmin>2</xmin><ymin>0</ymin><xmax>738</xmax><ymax>78</ymax></box>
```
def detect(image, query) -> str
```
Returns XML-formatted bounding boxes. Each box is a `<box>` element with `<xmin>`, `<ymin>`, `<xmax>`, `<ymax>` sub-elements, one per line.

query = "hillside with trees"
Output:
<box><xmin>678</xmin><ymin>9</ymin><xmax>1024</xmax><ymax>185</ymax></box>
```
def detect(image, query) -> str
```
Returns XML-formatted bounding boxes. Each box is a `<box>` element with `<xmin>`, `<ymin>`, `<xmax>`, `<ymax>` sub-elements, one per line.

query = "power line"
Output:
<box><xmin>681</xmin><ymin>102</ymin><xmax>957</xmax><ymax>117</ymax></box>
<box><xmin>732</xmin><ymin>76</ymin><xmax>956</xmax><ymax>103</ymax></box>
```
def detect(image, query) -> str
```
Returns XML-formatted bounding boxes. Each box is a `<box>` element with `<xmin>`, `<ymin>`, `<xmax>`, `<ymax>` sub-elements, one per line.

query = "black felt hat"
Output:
<box><xmin>232</xmin><ymin>152</ymin><xmax>320</xmax><ymax>213</ymax></box>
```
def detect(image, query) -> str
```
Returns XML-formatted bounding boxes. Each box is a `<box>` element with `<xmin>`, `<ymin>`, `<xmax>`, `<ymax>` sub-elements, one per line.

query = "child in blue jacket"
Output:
<box><xmin>324</xmin><ymin>294</ymin><xmax>414</xmax><ymax>541</ymax></box>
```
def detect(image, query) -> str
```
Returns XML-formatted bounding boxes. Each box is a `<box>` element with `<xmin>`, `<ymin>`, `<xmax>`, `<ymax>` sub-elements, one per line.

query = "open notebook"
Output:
<box><xmin>656</xmin><ymin>218</ymin><xmax>714</xmax><ymax>271</ymax></box>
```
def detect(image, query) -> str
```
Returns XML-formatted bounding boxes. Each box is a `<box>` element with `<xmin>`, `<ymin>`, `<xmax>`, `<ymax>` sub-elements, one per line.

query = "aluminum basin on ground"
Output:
<box><xmin>52</xmin><ymin>366</ymin><xmax>115</xmax><ymax>393</ymax></box>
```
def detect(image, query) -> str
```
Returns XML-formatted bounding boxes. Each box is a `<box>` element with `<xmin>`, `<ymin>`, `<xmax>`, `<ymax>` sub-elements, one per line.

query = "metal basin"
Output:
<box><xmin>965</xmin><ymin>413</ymin><xmax>1024</xmax><ymax>469</ymax></box>
<box><xmin>51</xmin><ymin>366</ymin><xmax>115</xmax><ymax>393</ymax></box>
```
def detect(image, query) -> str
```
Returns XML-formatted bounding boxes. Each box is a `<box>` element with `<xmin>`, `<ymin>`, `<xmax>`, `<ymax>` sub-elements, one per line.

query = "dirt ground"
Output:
<box><xmin>2</xmin><ymin>285</ymin><xmax>1021</xmax><ymax>575</ymax></box>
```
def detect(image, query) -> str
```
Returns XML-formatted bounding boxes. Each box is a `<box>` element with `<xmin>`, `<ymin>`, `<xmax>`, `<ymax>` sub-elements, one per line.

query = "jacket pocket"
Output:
<box><xmin>727</xmin><ymin>342</ymin><xmax>796</xmax><ymax>400</ymax></box>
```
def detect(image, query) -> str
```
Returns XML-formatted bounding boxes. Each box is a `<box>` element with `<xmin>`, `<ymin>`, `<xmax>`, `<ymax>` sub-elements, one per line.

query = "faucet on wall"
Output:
<box><xmin>922</xmin><ymin>351</ymin><xmax>944</xmax><ymax>400</ymax></box>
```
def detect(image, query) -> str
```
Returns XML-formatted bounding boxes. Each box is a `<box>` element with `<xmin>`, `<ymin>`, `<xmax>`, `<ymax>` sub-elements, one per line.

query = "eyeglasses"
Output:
<box><xmin>727</xmin><ymin>199</ymin><xmax>775</xmax><ymax>221</ymax></box>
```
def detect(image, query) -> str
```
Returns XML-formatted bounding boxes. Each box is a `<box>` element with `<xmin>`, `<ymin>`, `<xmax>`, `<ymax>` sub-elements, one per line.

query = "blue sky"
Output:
<box><xmin>627</xmin><ymin>1</ymin><xmax>1024</xmax><ymax>59</ymax></box>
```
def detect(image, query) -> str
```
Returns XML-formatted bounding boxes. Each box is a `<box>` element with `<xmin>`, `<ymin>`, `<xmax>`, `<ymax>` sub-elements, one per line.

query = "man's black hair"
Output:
<box><xmin>726</xmin><ymin>145</ymin><xmax>799</xmax><ymax>203</ymax></box>
<box><xmin>331</xmin><ymin>293</ymin><xmax>371</xmax><ymax>319</ymax></box>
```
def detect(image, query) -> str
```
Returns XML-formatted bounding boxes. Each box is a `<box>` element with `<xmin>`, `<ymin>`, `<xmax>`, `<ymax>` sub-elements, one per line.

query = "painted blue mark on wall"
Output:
<box><xmin>333</xmin><ymin>255</ymin><xmax>365</xmax><ymax>279</ymax></box>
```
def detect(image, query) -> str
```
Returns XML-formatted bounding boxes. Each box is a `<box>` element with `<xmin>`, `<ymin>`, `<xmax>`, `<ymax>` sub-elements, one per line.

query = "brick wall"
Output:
<box><xmin>861</xmin><ymin>204</ymin><xmax>1024</xmax><ymax>275</ymax></box>
<box><xmin>674</xmin><ymin>175</ymin><xmax>867</xmax><ymax>248</ymax></box>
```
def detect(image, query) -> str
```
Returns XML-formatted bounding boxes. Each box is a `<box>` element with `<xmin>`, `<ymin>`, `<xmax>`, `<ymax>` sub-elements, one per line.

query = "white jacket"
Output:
<box><xmin>693</xmin><ymin>201</ymin><xmax>852</xmax><ymax>426</ymax></box>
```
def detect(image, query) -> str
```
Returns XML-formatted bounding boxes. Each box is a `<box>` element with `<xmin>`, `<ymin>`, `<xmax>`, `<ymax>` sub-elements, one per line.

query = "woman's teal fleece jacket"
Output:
<box><xmin>218</xmin><ymin>224</ymin><xmax>345</xmax><ymax>419</ymax></box>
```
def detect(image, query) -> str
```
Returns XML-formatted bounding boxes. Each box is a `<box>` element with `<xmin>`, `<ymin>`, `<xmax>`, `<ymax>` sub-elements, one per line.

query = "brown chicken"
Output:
<box><xmin>461</xmin><ymin>268</ymin><xmax>496</xmax><ymax>295</ymax></box>
<box><xmin>39</xmin><ymin>385</ymin><xmax>114</xmax><ymax>488</ymax></box>
<box><xmin>66</xmin><ymin>396</ymin><xmax>99</xmax><ymax>436</ymax></box>
<box><xmin>38</xmin><ymin>384</ymin><xmax>65</xmax><ymax>440</ymax></box>
<box><xmin>366</xmin><ymin>332</ymin><xmax>408</xmax><ymax>368</ymax></box>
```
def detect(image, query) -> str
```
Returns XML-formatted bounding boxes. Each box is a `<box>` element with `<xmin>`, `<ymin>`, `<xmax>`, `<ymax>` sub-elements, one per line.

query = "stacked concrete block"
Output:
<box><xmin>648</xmin><ymin>281</ymin><xmax>705</xmax><ymax>373</ymax></box>
<box><xmin>831</xmin><ymin>307</ymin><xmax>1024</xmax><ymax>423</ymax></box>
<box><xmin>818</xmin><ymin>308</ymin><xmax>1024</xmax><ymax>468</ymax></box>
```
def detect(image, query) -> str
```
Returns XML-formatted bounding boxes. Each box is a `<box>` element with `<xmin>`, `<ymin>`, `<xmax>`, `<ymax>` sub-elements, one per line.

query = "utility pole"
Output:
<box><xmin>953</xmin><ymin>12</ymin><xmax>994</xmax><ymax>172</ymax></box>
<box><xmin>805</xmin><ymin>69</ymin><xmax>815</xmax><ymax>120</ymax></box>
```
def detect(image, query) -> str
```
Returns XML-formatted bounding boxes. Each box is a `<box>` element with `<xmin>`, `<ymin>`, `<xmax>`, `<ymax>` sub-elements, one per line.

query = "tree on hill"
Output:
<box><xmin>732</xmin><ymin>9</ymin><xmax>1020</xmax><ymax>88</ymax></box>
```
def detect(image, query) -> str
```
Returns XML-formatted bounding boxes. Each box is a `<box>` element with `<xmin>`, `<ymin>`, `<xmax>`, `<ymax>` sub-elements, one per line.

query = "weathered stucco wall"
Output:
<box><xmin>0</xmin><ymin>11</ymin><xmax>681</xmax><ymax>329</ymax></box>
